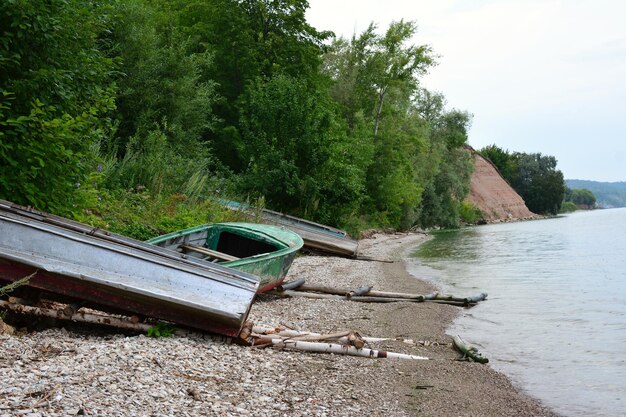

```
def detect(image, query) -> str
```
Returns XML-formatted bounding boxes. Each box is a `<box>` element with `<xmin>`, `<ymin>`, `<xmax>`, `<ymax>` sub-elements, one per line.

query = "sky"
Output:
<box><xmin>306</xmin><ymin>0</ymin><xmax>626</xmax><ymax>182</ymax></box>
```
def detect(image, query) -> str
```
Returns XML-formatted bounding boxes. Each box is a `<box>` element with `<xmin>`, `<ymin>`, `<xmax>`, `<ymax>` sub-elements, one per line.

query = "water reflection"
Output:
<box><xmin>414</xmin><ymin>228</ymin><xmax>482</xmax><ymax>261</ymax></box>
<box><xmin>409</xmin><ymin>209</ymin><xmax>626</xmax><ymax>417</ymax></box>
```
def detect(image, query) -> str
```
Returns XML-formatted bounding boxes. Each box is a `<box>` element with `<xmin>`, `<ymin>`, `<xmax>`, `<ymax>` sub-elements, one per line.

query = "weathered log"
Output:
<box><xmin>355</xmin><ymin>256</ymin><xmax>394</xmax><ymax>263</ymax></box>
<box><xmin>433</xmin><ymin>292</ymin><xmax>487</xmax><ymax>306</ymax></box>
<box><xmin>348</xmin><ymin>295</ymin><xmax>417</xmax><ymax>303</ymax></box>
<box><xmin>294</xmin><ymin>284</ymin><xmax>425</xmax><ymax>300</ymax></box>
<box><xmin>275</xmin><ymin>288</ymin><xmax>481</xmax><ymax>307</ymax></box>
<box><xmin>279</xmin><ymin>330</ymin><xmax>352</xmax><ymax>343</ymax></box>
<box><xmin>275</xmin><ymin>290</ymin><xmax>418</xmax><ymax>303</ymax></box>
<box><xmin>261</xmin><ymin>330</ymin><xmax>365</xmax><ymax>349</ymax></box>
<box><xmin>347</xmin><ymin>331</ymin><xmax>366</xmax><ymax>349</ymax></box>
<box><xmin>253</xmin><ymin>337</ymin><xmax>428</xmax><ymax>360</ymax></box>
<box><xmin>292</xmin><ymin>284</ymin><xmax>351</xmax><ymax>295</ymax></box>
<box><xmin>273</xmin><ymin>290</ymin><xmax>345</xmax><ymax>300</ymax></box>
<box><xmin>0</xmin><ymin>299</ymin><xmax>234</xmax><ymax>342</ymax></box>
<box><xmin>253</xmin><ymin>326</ymin><xmax>428</xmax><ymax>347</ymax></box>
<box><xmin>363</xmin><ymin>290</ymin><xmax>425</xmax><ymax>300</ymax></box>
<box><xmin>465</xmin><ymin>292</ymin><xmax>488</xmax><ymax>303</ymax></box>
<box><xmin>276</xmin><ymin>277</ymin><xmax>306</xmax><ymax>291</ymax></box>
<box><xmin>348</xmin><ymin>286</ymin><xmax>373</xmax><ymax>297</ymax></box>
<box><xmin>0</xmin><ymin>299</ymin><xmax>154</xmax><ymax>332</ymax></box>
<box><xmin>452</xmin><ymin>335</ymin><xmax>489</xmax><ymax>364</ymax></box>
<box><xmin>0</xmin><ymin>318</ymin><xmax>15</xmax><ymax>335</ymax></box>
<box><xmin>425</xmin><ymin>300</ymin><xmax>469</xmax><ymax>307</ymax></box>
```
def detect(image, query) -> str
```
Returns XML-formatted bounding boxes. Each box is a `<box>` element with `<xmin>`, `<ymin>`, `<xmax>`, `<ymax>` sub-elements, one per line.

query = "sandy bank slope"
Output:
<box><xmin>468</xmin><ymin>151</ymin><xmax>538</xmax><ymax>222</ymax></box>
<box><xmin>0</xmin><ymin>233</ymin><xmax>558</xmax><ymax>416</ymax></box>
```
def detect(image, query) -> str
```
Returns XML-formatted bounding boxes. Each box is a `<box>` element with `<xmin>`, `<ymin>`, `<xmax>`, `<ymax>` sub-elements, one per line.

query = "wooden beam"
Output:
<box><xmin>180</xmin><ymin>245</ymin><xmax>239</xmax><ymax>262</ymax></box>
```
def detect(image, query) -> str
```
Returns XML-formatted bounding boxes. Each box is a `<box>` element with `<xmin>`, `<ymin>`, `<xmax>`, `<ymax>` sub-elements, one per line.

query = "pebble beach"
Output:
<box><xmin>1</xmin><ymin>232</ymin><xmax>560</xmax><ymax>416</ymax></box>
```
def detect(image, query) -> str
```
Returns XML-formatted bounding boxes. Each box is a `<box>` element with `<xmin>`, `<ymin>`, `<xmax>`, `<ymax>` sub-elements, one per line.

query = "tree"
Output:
<box><xmin>479</xmin><ymin>144</ymin><xmax>517</xmax><ymax>182</ymax></box>
<box><xmin>480</xmin><ymin>146</ymin><xmax>566</xmax><ymax>215</ymax></box>
<box><xmin>416</xmin><ymin>107</ymin><xmax>474</xmax><ymax>228</ymax></box>
<box><xmin>565</xmin><ymin>187</ymin><xmax>596</xmax><ymax>207</ymax></box>
<box><xmin>237</xmin><ymin>74</ymin><xmax>363</xmax><ymax>222</ymax></box>
<box><xmin>105</xmin><ymin>0</ymin><xmax>218</xmax><ymax>158</ymax></box>
<box><xmin>0</xmin><ymin>0</ymin><xmax>116</xmax><ymax>214</ymax></box>
<box><xmin>323</xmin><ymin>21</ymin><xmax>437</xmax><ymax>227</ymax></box>
<box><xmin>170</xmin><ymin>0</ymin><xmax>332</xmax><ymax>171</ymax></box>
<box><xmin>511</xmin><ymin>153</ymin><xmax>564</xmax><ymax>214</ymax></box>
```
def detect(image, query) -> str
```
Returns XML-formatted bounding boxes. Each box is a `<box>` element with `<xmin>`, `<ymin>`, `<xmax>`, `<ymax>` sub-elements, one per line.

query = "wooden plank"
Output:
<box><xmin>180</xmin><ymin>244</ymin><xmax>240</xmax><ymax>262</ymax></box>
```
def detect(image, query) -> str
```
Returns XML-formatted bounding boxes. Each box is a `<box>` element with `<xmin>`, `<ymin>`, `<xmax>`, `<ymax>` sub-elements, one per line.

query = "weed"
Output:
<box><xmin>147</xmin><ymin>322</ymin><xmax>176</xmax><ymax>338</ymax></box>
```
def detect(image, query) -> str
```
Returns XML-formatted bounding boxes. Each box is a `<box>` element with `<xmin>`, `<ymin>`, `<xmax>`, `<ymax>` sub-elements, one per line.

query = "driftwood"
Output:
<box><xmin>274</xmin><ymin>289</ymin><xmax>481</xmax><ymax>307</ymax></box>
<box><xmin>0</xmin><ymin>318</ymin><xmax>15</xmax><ymax>335</ymax></box>
<box><xmin>252</xmin><ymin>337</ymin><xmax>428</xmax><ymax>360</ymax></box>
<box><xmin>274</xmin><ymin>290</ymin><xmax>412</xmax><ymax>303</ymax></box>
<box><xmin>292</xmin><ymin>284</ymin><xmax>352</xmax><ymax>296</ymax></box>
<box><xmin>434</xmin><ymin>292</ymin><xmax>488</xmax><ymax>306</ymax></box>
<box><xmin>254</xmin><ymin>329</ymin><xmax>366</xmax><ymax>349</ymax></box>
<box><xmin>0</xmin><ymin>298</ymin><xmax>234</xmax><ymax>342</ymax></box>
<box><xmin>348</xmin><ymin>286</ymin><xmax>373</xmax><ymax>297</ymax></box>
<box><xmin>253</xmin><ymin>326</ymin><xmax>435</xmax><ymax>347</ymax></box>
<box><xmin>452</xmin><ymin>335</ymin><xmax>489</xmax><ymax>364</ymax></box>
<box><xmin>277</xmin><ymin>282</ymin><xmax>487</xmax><ymax>307</ymax></box>
<box><xmin>349</xmin><ymin>295</ymin><xmax>417</xmax><ymax>303</ymax></box>
<box><xmin>362</xmin><ymin>290</ymin><xmax>425</xmax><ymax>300</ymax></box>
<box><xmin>273</xmin><ymin>290</ymin><xmax>344</xmax><ymax>300</ymax></box>
<box><xmin>276</xmin><ymin>277</ymin><xmax>306</xmax><ymax>291</ymax></box>
<box><xmin>355</xmin><ymin>256</ymin><xmax>394</xmax><ymax>263</ymax></box>
<box><xmin>1</xmin><ymin>298</ymin><xmax>154</xmax><ymax>331</ymax></box>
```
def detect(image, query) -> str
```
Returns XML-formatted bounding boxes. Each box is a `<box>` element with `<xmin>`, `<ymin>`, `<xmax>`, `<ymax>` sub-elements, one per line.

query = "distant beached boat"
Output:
<box><xmin>221</xmin><ymin>200</ymin><xmax>359</xmax><ymax>258</ymax></box>
<box><xmin>0</xmin><ymin>200</ymin><xmax>259</xmax><ymax>337</ymax></box>
<box><xmin>147</xmin><ymin>223</ymin><xmax>303</xmax><ymax>293</ymax></box>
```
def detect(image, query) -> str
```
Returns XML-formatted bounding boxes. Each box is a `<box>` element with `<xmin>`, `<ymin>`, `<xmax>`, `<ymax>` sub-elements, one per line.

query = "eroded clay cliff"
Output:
<box><xmin>466</xmin><ymin>151</ymin><xmax>537</xmax><ymax>222</ymax></box>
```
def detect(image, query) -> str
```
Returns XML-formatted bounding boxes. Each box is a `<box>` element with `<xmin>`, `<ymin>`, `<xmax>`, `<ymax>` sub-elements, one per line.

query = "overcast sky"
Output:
<box><xmin>306</xmin><ymin>0</ymin><xmax>626</xmax><ymax>182</ymax></box>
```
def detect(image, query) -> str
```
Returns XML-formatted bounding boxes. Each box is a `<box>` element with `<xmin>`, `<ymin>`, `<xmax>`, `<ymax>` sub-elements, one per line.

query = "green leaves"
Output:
<box><xmin>0</xmin><ymin>0</ymin><xmax>116</xmax><ymax>215</ymax></box>
<box><xmin>480</xmin><ymin>146</ymin><xmax>566</xmax><ymax>215</ymax></box>
<box><xmin>1</xmin><ymin>0</ymin><xmax>481</xmax><ymax>232</ymax></box>
<box><xmin>0</xmin><ymin>94</ymin><xmax>112</xmax><ymax>215</ymax></box>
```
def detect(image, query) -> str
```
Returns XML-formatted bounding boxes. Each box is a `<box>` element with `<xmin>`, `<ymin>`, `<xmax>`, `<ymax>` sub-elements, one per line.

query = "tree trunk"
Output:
<box><xmin>253</xmin><ymin>337</ymin><xmax>428</xmax><ymax>360</ymax></box>
<box><xmin>452</xmin><ymin>335</ymin><xmax>489</xmax><ymax>363</ymax></box>
<box><xmin>373</xmin><ymin>87</ymin><xmax>387</xmax><ymax>138</ymax></box>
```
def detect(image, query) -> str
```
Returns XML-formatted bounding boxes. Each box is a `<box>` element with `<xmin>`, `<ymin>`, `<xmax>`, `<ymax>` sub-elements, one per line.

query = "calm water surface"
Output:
<box><xmin>408</xmin><ymin>208</ymin><xmax>626</xmax><ymax>417</ymax></box>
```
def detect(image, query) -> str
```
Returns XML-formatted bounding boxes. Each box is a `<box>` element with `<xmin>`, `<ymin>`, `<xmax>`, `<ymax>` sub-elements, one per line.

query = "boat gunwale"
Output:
<box><xmin>0</xmin><ymin>247</ymin><xmax>246</xmax><ymax>322</ymax></box>
<box><xmin>0</xmin><ymin>211</ymin><xmax>260</xmax><ymax>291</ymax></box>
<box><xmin>146</xmin><ymin>222</ymin><xmax>304</xmax><ymax>267</ymax></box>
<box><xmin>220</xmin><ymin>199</ymin><xmax>351</xmax><ymax>239</ymax></box>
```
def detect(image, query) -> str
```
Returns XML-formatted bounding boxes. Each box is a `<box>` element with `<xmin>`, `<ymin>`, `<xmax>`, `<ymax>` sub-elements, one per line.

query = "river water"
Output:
<box><xmin>408</xmin><ymin>208</ymin><xmax>626</xmax><ymax>417</ymax></box>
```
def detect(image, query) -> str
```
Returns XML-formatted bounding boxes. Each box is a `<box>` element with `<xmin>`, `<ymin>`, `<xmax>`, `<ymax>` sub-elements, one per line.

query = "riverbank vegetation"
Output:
<box><xmin>565</xmin><ymin>179</ymin><xmax>626</xmax><ymax>208</ymax></box>
<box><xmin>479</xmin><ymin>145</ymin><xmax>566</xmax><ymax>215</ymax></box>
<box><xmin>1</xmin><ymin>0</ymin><xmax>567</xmax><ymax>235</ymax></box>
<box><xmin>560</xmin><ymin>187</ymin><xmax>596</xmax><ymax>212</ymax></box>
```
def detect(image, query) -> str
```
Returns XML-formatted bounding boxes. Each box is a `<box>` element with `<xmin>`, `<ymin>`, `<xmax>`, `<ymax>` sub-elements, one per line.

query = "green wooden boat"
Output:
<box><xmin>147</xmin><ymin>223</ymin><xmax>303</xmax><ymax>293</ymax></box>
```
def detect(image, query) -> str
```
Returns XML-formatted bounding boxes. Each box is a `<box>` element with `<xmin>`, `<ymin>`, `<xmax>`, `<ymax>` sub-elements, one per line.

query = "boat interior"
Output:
<box><xmin>156</xmin><ymin>228</ymin><xmax>282</xmax><ymax>263</ymax></box>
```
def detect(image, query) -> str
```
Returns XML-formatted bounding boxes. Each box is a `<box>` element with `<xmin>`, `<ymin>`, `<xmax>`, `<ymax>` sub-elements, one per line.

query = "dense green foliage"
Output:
<box><xmin>0</xmin><ymin>0</ymin><xmax>115</xmax><ymax>214</ymax></box>
<box><xmin>559</xmin><ymin>201</ymin><xmax>578</xmax><ymax>213</ymax></box>
<box><xmin>3</xmin><ymin>0</ymin><xmax>562</xmax><ymax>234</ymax></box>
<box><xmin>565</xmin><ymin>180</ymin><xmax>626</xmax><ymax>208</ymax></box>
<box><xmin>480</xmin><ymin>145</ymin><xmax>565</xmax><ymax>215</ymax></box>
<box><xmin>564</xmin><ymin>187</ymin><xmax>596</xmax><ymax>208</ymax></box>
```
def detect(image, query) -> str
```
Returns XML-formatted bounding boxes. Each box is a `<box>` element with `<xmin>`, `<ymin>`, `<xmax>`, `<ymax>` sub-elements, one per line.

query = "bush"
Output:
<box><xmin>459</xmin><ymin>201</ymin><xmax>483</xmax><ymax>224</ymax></box>
<box><xmin>559</xmin><ymin>201</ymin><xmax>577</xmax><ymax>213</ymax></box>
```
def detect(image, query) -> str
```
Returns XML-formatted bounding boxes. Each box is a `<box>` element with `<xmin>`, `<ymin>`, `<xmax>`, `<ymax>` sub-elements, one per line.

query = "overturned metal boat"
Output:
<box><xmin>0</xmin><ymin>200</ymin><xmax>259</xmax><ymax>337</ymax></box>
<box><xmin>221</xmin><ymin>200</ymin><xmax>359</xmax><ymax>258</ymax></box>
<box><xmin>147</xmin><ymin>223</ymin><xmax>303</xmax><ymax>293</ymax></box>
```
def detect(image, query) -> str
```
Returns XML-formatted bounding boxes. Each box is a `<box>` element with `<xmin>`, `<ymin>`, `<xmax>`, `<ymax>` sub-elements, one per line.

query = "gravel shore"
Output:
<box><xmin>1</xmin><ymin>232</ymin><xmax>560</xmax><ymax>416</ymax></box>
